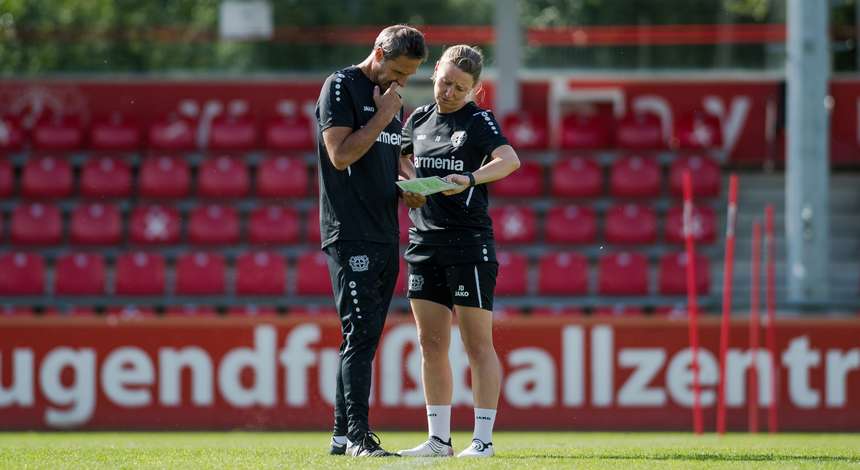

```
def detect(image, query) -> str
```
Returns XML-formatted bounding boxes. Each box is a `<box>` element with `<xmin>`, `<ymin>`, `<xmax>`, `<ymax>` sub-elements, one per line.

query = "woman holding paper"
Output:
<box><xmin>397</xmin><ymin>45</ymin><xmax>520</xmax><ymax>459</ymax></box>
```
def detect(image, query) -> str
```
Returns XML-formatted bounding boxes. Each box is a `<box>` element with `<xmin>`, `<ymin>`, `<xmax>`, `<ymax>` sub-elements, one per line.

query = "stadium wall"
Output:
<box><xmin>1</xmin><ymin>316</ymin><xmax>858</xmax><ymax>431</ymax></box>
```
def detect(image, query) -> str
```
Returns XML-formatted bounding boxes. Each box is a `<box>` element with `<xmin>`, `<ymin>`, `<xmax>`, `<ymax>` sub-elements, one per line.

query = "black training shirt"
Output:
<box><xmin>315</xmin><ymin>66</ymin><xmax>402</xmax><ymax>248</ymax></box>
<box><xmin>402</xmin><ymin>101</ymin><xmax>509</xmax><ymax>246</ymax></box>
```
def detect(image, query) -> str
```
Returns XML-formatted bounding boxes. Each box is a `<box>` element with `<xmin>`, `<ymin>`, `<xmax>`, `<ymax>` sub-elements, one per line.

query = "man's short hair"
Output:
<box><xmin>374</xmin><ymin>24</ymin><xmax>428</xmax><ymax>62</ymax></box>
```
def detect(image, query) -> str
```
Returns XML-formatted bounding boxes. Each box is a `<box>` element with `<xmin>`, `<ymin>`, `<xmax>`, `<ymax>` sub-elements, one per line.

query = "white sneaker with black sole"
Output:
<box><xmin>457</xmin><ymin>438</ymin><xmax>494</xmax><ymax>458</ymax></box>
<box><xmin>397</xmin><ymin>436</ymin><xmax>454</xmax><ymax>457</ymax></box>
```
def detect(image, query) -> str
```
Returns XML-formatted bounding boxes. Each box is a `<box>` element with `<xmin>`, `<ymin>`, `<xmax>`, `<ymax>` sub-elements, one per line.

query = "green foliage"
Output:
<box><xmin>0</xmin><ymin>0</ymin><xmax>849</xmax><ymax>75</ymax></box>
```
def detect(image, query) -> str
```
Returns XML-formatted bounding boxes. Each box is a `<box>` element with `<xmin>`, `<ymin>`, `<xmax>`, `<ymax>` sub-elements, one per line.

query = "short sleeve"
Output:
<box><xmin>401</xmin><ymin>110</ymin><xmax>415</xmax><ymax>155</ymax></box>
<box><xmin>469</xmin><ymin>110</ymin><xmax>509</xmax><ymax>156</ymax></box>
<box><xmin>316</xmin><ymin>73</ymin><xmax>354</xmax><ymax>132</ymax></box>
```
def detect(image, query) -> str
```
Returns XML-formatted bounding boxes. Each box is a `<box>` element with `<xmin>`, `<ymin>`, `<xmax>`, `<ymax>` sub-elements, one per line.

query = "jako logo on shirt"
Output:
<box><xmin>376</xmin><ymin>131</ymin><xmax>401</xmax><ymax>146</ymax></box>
<box><xmin>349</xmin><ymin>255</ymin><xmax>370</xmax><ymax>272</ymax></box>
<box><xmin>415</xmin><ymin>155</ymin><xmax>464</xmax><ymax>171</ymax></box>
<box><xmin>454</xmin><ymin>285</ymin><xmax>469</xmax><ymax>297</ymax></box>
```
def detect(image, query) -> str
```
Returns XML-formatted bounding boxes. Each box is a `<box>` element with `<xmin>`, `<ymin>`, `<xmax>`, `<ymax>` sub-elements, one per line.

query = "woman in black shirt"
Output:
<box><xmin>397</xmin><ymin>45</ymin><xmax>520</xmax><ymax>459</ymax></box>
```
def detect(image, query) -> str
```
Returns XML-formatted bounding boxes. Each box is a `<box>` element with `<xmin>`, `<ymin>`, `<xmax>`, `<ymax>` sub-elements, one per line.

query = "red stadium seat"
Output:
<box><xmin>148</xmin><ymin>114</ymin><xmax>196</xmax><ymax>151</ymax></box>
<box><xmin>197</xmin><ymin>155</ymin><xmax>249</xmax><ymax>198</ymax></box>
<box><xmin>538</xmin><ymin>251</ymin><xmax>588</xmax><ymax>295</ymax></box>
<box><xmin>491</xmin><ymin>205</ymin><xmax>536</xmax><ymax>244</ymax></box>
<box><xmin>0</xmin><ymin>117</ymin><xmax>24</xmax><ymax>151</ymax></box>
<box><xmin>228</xmin><ymin>305</ymin><xmax>279</xmax><ymax>318</ymax></box>
<box><xmin>295</xmin><ymin>251</ymin><xmax>332</xmax><ymax>296</ymax></box>
<box><xmin>398</xmin><ymin>205</ymin><xmax>410</xmax><ymax>244</ymax></box>
<box><xmin>665</xmin><ymin>204</ymin><xmax>717</xmax><ymax>245</ymax></box>
<box><xmin>604</xmin><ymin>203</ymin><xmax>658</xmax><ymax>245</ymax></box>
<box><xmin>208</xmin><ymin>115</ymin><xmax>257</xmax><ymax>151</ymax></box>
<box><xmin>306</xmin><ymin>205</ymin><xmax>321</xmax><ymax>244</ymax></box>
<box><xmin>494</xmin><ymin>306</ymin><xmax>523</xmax><ymax>319</ymax></box>
<box><xmin>265</xmin><ymin>115</ymin><xmax>315</xmax><ymax>151</ymax></box>
<box><xmin>90</xmin><ymin>113</ymin><xmax>141</xmax><ymax>151</ymax></box>
<box><xmin>114</xmin><ymin>252</ymin><xmax>166</xmax><ymax>295</ymax></box>
<box><xmin>495</xmin><ymin>251</ymin><xmax>528</xmax><ymax>296</ymax></box>
<box><xmin>188</xmin><ymin>204</ymin><xmax>240</xmax><ymax>245</ymax></box>
<box><xmin>32</xmin><ymin>116</ymin><xmax>84</xmax><ymax>151</ymax></box>
<box><xmin>54</xmin><ymin>253</ymin><xmax>106</xmax><ymax>295</ymax></box>
<box><xmin>609</xmin><ymin>155</ymin><xmax>661</xmax><ymax>198</ymax></box>
<box><xmin>531</xmin><ymin>306</ymin><xmax>585</xmax><ymax>317</ymax></box>
<box><xmin>165</xmin><ymin>305</ymin><xmax>218</xmax><ymax>317</ymax></box>
<box><xmin>236</xmin><ymin>251</ymin><xmax>287</xmax><ymax>295</ymax></box>
<box><xmin>395</xmin><ymin>257</ymin><xmax>408</xmax><ymax>295</ymax></box>
<box><xmin>80</xmin><ymin>156</ymin><xmax>132</xmax><ymax>197</ymax></box>
<box><xmin>248</xmin><ymin>205</ymin><xmax>301</xmax><ymax>245</ymax></box>
<box><xmin>248</xmin><ymin>205</ymin><xmax>300</xmax><ymax>245</ymax></box>
<box><xmin>257</xmin><ymin>155</ymin><xmax>309</xmax><ymax>198</ymax></box>
<box><xmin>139</xmin><ymin>155</ymin><xmax>191</xmax><ymax>198</ymax></box>
<box><xmin>1</xmin><ymin>306</ymin><xmax>36</xmax><ymax>317</ymax></box>
<box><xmin>11</xmin><ymin>202</ymin><xmax>62</xmax><ymax>245</ymax></box>
<box><xmin>593</xmin><ymin>305</ymin><xmax>645</xmax><ymax>318</ymax></box>
<box><xmin>491</xmin><ymin>160</ymin><xmax>543</xmax><ymax>197</ymax></box>
<box><xmin>560</xmin><ymin>113</ymin><xmax>613</xmax><ymax>149</ymax></box>
<box><xmin>21</xmin><ymin>156</ymin><xmax>73</xmax><ymax>198</ymax></box>
<box><xmin>106</xmin><ymin>306</ymin><xmax>157</xmax><ymax>319</ymax></box>
<box><xmin>673</xmin><ymin>111</ymin><xmax>723</xmax><ymax>150</ymax></box>
<box><xmin>0</xmin><ymin>159</ymin><xmax>13</xmax><ymax>197</ymax></box>
<box><xmin>669</xmin><ymin>154</ymin><xmax>721</xmax><ymax>198</ymax></box>
<box><xmin>545</xmin><ymin>204</ymin><xmax>597</xmax><ymax>244</ymax></box>
<box><xmin>658</xmin><ymin>252</ymin><xmax>711</xmax><ymax>295</ymax></box>
<box><xmin>550</xmin><ymin>157</ymin><xmax>602</xmax><ymax>198</ymax></box>
<box><xmin>175</xmin><ymin>252</ymin><xmax>226</xmax><ymax>295</ymax></box>
<box><xmin>654</xmin><ymin>304</ymin><xmax>693</xmax><ymax>319</ymax></box>
<box><xmin>70</xmin><ymin>202</ymin><xmax>122</xmax><ymax>245</ymax></box>
<box><xmin>615</xmin><ymin>112</ymin><xmax>664</xmax><ymax>150</ymax></box>
<box><xmin>0</xmin><ymin>252</ymin><xmax>44</xmax><ymax>295</ymax></box>
<box><xmin>290</xmin><ymin>305</ymin><xmax>338</xmax><ymax>317</ymax></box>
<box><xmin>501</xmin><ymin>112</ymin><xmax>548</xmax><ymax>150</ymax></box>
<box><xmin>598</xmin><ymin>251</ymin><xmax>649</xmax><ymax>295</ymax></box>
<box><xmin>129</xmin><ymin>204</ymin><xmax>181</xmax><ymax>245</ymax></box>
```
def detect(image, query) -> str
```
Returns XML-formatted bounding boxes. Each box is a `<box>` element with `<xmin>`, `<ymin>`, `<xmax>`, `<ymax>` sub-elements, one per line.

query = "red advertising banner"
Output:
<box><xmin>1</xmin><ymin>317</ymin><xmax>858</xmax><ymax>431</ymax></box>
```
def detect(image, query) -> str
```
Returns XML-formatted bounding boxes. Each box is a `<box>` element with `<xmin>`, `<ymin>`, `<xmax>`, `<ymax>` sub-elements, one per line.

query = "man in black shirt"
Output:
<box><xmin>315</xmin><ymin>24</ymin><xmax>427</xmax><ymax>457</ymax></box>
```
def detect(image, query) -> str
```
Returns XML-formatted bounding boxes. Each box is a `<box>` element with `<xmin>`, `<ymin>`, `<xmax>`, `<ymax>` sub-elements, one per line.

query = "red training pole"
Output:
<box><xmin>717</xmin><ymin>174</ymin><xmax>739</xmax><ymax>435</ymax></box>
<box><xmin>765</xmin><ymin>204</ymin><xmax>779</xmax><ymax>433</ymax></box>
<box><xmin>682</xmin><ymin>171</ymin><xmax>703</xmax><ymax>435</ymax></box>
<box><xmin>748</xmin><ymin>220</ymin><xmax>761</xmax><ymax>433</ymax></box>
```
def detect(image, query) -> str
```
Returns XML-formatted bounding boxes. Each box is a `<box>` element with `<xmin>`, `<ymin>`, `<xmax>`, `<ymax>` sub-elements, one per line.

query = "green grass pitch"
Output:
<box><xmin>1</xmin><ymin>431</ymin><xmax>859</xmax><ymax>469</ymax></box>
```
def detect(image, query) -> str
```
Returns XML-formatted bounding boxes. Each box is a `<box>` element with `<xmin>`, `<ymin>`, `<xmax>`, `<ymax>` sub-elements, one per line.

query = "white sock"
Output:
<box><xmin>426</xmin><ymin>405</ymin><xmax>451</xmax><ymax>442</ymax></box>
<box><xmin>333</xmin><ymin>435</ymin><xmax>347</xmax><ymax>445</ymax></box>
<box><xmin>473</xmin><ymin>408</ymin><xmax>496</xmax><ymax>444</ymax></box>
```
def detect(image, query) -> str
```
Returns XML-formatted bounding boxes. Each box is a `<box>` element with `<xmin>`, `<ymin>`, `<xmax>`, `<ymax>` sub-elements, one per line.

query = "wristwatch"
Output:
<box><xmin>465</xmin><ymin>172</ymin><xmax>476</xmax><ymax>187</ymax></box>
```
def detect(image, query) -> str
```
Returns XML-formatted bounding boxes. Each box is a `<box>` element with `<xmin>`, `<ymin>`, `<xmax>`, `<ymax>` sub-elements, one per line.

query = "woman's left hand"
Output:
<box><xmin>402</xmin><ymin>191</ymin><xmax>426</xmax><ymax>208</ymax></box>
<box><xmin>442</xmin><ymin>174</ymin><xmax>470</xmax><ymax>196</ymax></box>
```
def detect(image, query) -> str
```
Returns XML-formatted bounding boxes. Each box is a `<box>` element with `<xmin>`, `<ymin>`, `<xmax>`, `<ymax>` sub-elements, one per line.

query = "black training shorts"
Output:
<box><xmin>404</xmin><ymin>242</ymin><xmax>498</xmax><ymax>311</ymax></box>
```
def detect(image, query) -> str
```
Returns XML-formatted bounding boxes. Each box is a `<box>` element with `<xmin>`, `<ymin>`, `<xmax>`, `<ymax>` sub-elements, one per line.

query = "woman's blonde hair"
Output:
<box><xmin>435</xmin><ymin>45</ymin><xmax>484</xmax><ymax>85</ymax></box>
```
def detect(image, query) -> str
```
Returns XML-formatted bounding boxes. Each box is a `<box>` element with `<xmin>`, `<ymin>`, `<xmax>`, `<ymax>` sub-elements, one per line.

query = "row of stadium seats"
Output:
<box><xmin>0</xmin><ymin>108</ymin><xmax>721</xmax><ymax>152</ymax></box>
<box><xmin>0</xmin><ymin>303</ymin><xmax>704</xmax><ymax>319</ymax></box>
<box><xmin>0</xmin><ymin>201</ymin><xmax>717</xmax><ymax>246</ymax></box>
<box><xmin>0</xmin><ymin>154</ymin><xmax>722</xmax><ymax>199</ymax></box>
<box><xmin>0</xmin><ymin>250</ymin><xmax>710</xmax><ymax>297</ymax></box>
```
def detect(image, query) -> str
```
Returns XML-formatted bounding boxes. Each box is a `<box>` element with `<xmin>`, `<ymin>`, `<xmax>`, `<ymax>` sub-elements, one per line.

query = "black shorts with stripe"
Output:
<box><xmin>404</xmin><ymin>242</ymin><xmax>498</xmax><ymax>311</ymax></box>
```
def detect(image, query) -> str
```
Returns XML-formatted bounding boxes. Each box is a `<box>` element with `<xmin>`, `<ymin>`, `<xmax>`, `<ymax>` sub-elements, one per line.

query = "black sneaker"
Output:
<box><xmin>346</xmin><ymin>431</ymin><xmax>398</xmax><ymax>457</ymax></box>
<box><xmin>329</xmin><ymin>437</ymin><xmax>347</xmax><ymax>455</ymax></box>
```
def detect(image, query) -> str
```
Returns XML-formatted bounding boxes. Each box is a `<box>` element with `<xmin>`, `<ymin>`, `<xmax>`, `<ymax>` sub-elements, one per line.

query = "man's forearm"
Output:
<box><xmin>399</xmin><ymin>155</ymin><xmax>416</xmax><ymax>180</ymax></box>
<box><xmin>330</xmin><ymin>111</ymin><xmax>397</xmax><ymax>169</ymax></box>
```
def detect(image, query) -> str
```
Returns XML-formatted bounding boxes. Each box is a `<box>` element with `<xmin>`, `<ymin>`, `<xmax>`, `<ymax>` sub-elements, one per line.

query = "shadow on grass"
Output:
<box><xmin>505</xmin><ymin>452</ymin><xmax>860</xmax><ymax>463</ymax></box>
